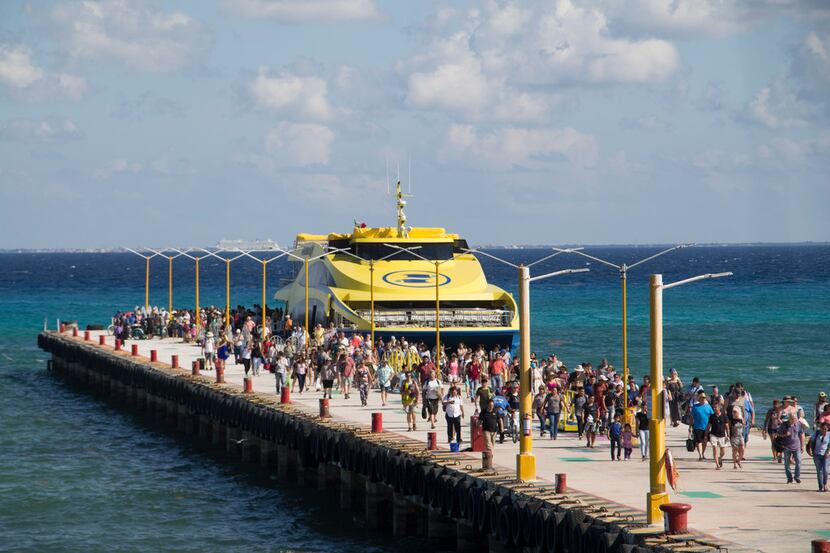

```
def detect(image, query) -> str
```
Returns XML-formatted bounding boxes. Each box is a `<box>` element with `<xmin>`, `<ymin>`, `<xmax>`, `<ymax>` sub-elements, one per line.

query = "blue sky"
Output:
<box><xmin>1</xmin><ymin>0</ymin><xmax>828</xmax><ymax>248</ymax></box>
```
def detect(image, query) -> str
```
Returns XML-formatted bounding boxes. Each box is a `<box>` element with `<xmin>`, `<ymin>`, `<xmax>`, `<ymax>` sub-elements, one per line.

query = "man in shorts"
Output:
<box><xmin>375</xmin><ymin>359</ymin><xmax>393</xmax><ymax>406</ymax></box>
<box><xmin>400</xmin><ymin>372</ymin><xmax>420</xmax><ymax>431</ymax></box>
<box><xmin>691</xmin><ymin>391</ymin><xmax>714</xmax><ymax>460</ymax></box>
<box><xmin>706</xmin><ymin>401</ymin><xmax>729</xmax><ymax>469</ymax></box>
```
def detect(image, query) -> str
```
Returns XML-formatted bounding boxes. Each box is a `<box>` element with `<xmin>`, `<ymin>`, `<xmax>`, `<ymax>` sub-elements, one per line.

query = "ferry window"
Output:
<box><xmin>354</xmin><ymin>243</ymin><xmax>453</xmax><ymax>260</ymax></box>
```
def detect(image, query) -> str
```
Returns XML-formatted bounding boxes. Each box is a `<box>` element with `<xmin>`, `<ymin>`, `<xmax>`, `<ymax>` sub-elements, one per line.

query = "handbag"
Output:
<box><xmin>685</xmin><ymin>428</ymin><xmax>695</xmax><ymax>452</ymax></box>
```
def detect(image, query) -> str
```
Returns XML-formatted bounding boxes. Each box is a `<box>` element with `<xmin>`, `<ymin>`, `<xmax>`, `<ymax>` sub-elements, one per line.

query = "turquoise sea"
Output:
<box><xmin>1</xmin><ymin>245</ymin><xmax>828</xmax><ymax>550</ymax></box>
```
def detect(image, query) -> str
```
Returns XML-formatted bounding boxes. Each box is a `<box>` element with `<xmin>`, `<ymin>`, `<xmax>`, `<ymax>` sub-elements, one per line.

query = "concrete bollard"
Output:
<box><xmin>371</xmin><ymin>412</ymin><xmax>383</xmax><ymax>433</ymax></box>
<box><xmin>191</xmin><ymin>360</ymin><xmax>200</xmax><ymax>376</ymax></box>
<box><xmin>114</xmin><ymin>339</ymin><xmax>121</xmax><ymax>351</ymax></box>
<box><xmin>72</xmin><ymin>327</ymin><xmax>78</xmax><ymax>337</ymax></box>
<box><xmin>131</xmin><ymin>344</ymin><xmax>138</xmax><ymax>356</ymax></box>
<box><xmin>60</xmin><ymin>323</ymin><xmax>66</xmax><ymax>333</ymax></box>
<box><xmin>171</xmin><ymin>354</ymin><xmax>179</xmax><ymax>368</ymax></box>
<box><xmin>482</xmin><ymin>450</ymin><xmax>493</xmax><ymax>470</ymax></box>
<box><xmin>427</xmin><ymin>431</ymin><xmax>438</xmax><ymax>450</ymax></box>
<box><xmin>280</xmin><ymin>385</ymin><xmax>290</xmax><ymax>404</ymax></box>
<box><xmin>99</xmin><ymin>335</ymin><xmax>106</xmax><ymax>346</ymax></box>
<box><xmin>556</xmin><ymin>473</ymin><xmax>567</xmax><ymax>494</ymax></box>
<box><xmin>470</xmin><ymin>415</ymin><xmax>485</xmax><ymax>452</ymax></box>
<box><xmin>244</xmin><ymin>377</ymin><xmax>253</xmax><ymax>393</ymax></box>
<box><xmin>812</xmin><ymin>540</ymin><xmax>830</xmax><ymax>553</ymax></box>
<box><xmin>84</xmin><ymin>330</ymin><xmax>90</xmax><ymax>341</ymax></box>
<box><xmin>215</xmin><ymin>362</ymin><xmax>224</xmax><ymax>383</ymax></box>
<box><xmin>150</xmin><ymin>349</ymin><xmax>158</xmax><ymax>362</ymax></box>
<box><xmin>319</xmin><ymin>398</ymin><xmax>331</xmax><ymax>418</ymax></box>
<box><xmin>660</xmin><ymin>503</ymin><xmax>692</xmax><ymax>534</ymax></box>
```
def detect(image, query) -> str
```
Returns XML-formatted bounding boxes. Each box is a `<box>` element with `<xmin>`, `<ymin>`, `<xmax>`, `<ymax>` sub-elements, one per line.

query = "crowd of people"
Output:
<box><xmin>116</xmin><ymin>304</ymin><xmax>830</xmax><ymax>493</ymax></box>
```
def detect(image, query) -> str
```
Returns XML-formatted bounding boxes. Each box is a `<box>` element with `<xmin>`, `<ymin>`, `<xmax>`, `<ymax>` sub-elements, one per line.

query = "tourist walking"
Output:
<box><xmin>375</xmin><ymin>359</ymin><xmax>393</xmax><ymax>406</ymax></box>
<box><xmin>356</xmin><ymin>361</ymin><xmax>371</xmax><ymax>406</ymax></box>
<box><xmin>481</xmin><ymin>399</ymin><xmax>501</xmax><ymax>452</ymax></box>
<box><xmin>608</xmin><ymin>414</ymin><xmax>622</xmax><ymax>461</ymax></box>
<box><xmin>424</xmin><ymin>370</ymin><xmax>443</xmax><ymax>430</ymax></box>
<box><xmin>636</xmin><ymin>404</ymin><xmax>649</xmax><ymax>460</ymax></box>
<box><xmin>443</xmin><ymin>386</ymin><xmax>465</xmax><ymax>444</ymax></box>
<box><xmin>401</xmin><ymin>372</ymin><xmax>420</xmax><ymax>432</ymax></box>
<box><xmin>809</xmin><ymin>422</ymin><xmax>830</xmax><ymax>492</ymax></box>
<box><xmin>691</xmin><ymin>392</ymin><xmax>714</xmax><ymax>460</ymax></box>
<box><xmin>532</xmin><ymin>385</ymin><xmax>547</xmax><ymax>436</ymax></box>
<box><xmin>666</xmin><ymin>368</ymin><xmax>683</xmax><ymax>427</ymax></box>
<box><xmin>706</xmin><ymin>401</ymin><xmax>729</xmax><ymax>470</ymax></box>
<box><xmin>763</xmin><ymin>400</ymin><xmax>783</xmax><ymax>463</ymax></box>
<box><xmin>776</xmin><ymin>413</ymin><xmax>803</xmax><ymax>484</ymax></box>
<box><xmin>729</xmin><ymin>402</ymin><xmax>746</xmax><ymax>469</ymax></box>
<box><xmin>583</xmin><ymin>395</ymin><xmax>599</xmax><ymax>448</ymax></box>
<box><xmin>544</xmin><ymin>387</ymin><xmax>564</xmax><ymax>440</ymax></box>
<box><xmin>622</xmin><ymin>423</ymin><xmax>634</xmax><ymax>460</ymax></box>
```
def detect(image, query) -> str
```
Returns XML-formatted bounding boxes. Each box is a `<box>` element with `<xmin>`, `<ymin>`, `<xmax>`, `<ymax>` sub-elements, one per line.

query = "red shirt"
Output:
<box><xmin>490</xmin><ymin>358</ymin><xmax>505</xmax><ymax>376</ymax></box>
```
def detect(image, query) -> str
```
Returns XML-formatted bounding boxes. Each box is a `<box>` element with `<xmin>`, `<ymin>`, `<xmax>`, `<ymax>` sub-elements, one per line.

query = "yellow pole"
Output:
<box><xmin>647</xmin><ymin>273</ymin><xmax>668</xmax><ymax>523</ymax></box>
<box><xmin>168</xmin><ymin>256</ymin><xmax>172</xmax><ymax>314</ymax></box>
<box><xmin>304</xmin><ymin>257</ymin><xmax>310</xmax><ymax>349</ymax></box>
<box><xmin>517</xmin><ymin>264</ymin><xmax>536</xmax><ymax>481</ymax></box>
<box><xmin>195</xmin><ymin>256</ymin><xmax>200</xmax><ymax>332</ymax></box>
<box><xmin>434</xmin><ymin>261</ymin><xmax>441</xmax><ymax>370</ymax></box>
<box><xmin>622</xmin><ymin>267</ymin><xmax>633</xmax><ymax>427</ymax></box>
<box><xmin>370</xmin><ymin>261</ymin><xmax>375</xmax><ymax>348</ymax></box>
<box><xmin>144</xmin><ymin>256</ymin><xmax>150</xmax><ymax>310</ymax></box>
<box><xmin>262</xmin><ymin>260</ymin><xmax>267</xmax><ymax>335</ymax></box>
<box><xmin>225</xmin><ymin>258</ymin><xmax>231</xmax><ymax>328</ymax></box>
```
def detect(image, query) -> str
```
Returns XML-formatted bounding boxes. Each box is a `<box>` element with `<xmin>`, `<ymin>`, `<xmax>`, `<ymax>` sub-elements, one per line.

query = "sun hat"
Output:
<box><xmin>820</xmin><ymin>392</ymin><xmax>827</xmax><ymax>398</ymax></box>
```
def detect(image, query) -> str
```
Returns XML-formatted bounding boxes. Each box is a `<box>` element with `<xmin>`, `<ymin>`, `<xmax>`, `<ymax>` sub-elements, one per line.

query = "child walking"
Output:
<box><xmin>622</xmin><ymin>423</ymin><xmax>634</xmax><ymax>460</ymax></box>
<box><xmin>608</xmin><ymin>414</ymin><xmax>623</xmax><ymax>461</ymax></box>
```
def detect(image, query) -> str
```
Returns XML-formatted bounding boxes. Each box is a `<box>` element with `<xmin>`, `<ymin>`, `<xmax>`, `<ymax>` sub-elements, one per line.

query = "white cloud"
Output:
<box><xmin>265</xmin><ymin>122</ymin><xmax>335</xmax><ymax>166</ymax></box>
<box><xmin>223</xmin><ymin>0</ymin><xmax>381</xmax><ymax>23</ymax></box>
<box><xmin>250</xmin><ymin>67</ymin><xmax>337</xmax><ymax>121</ymax></box>
<box><xmin>93</xmin><ymin>158</ymin><xmax>143</xmax><ymax>179</ymax></box>
<box><xmin>0</xmin><ymin>45</ymin><xmax>44</xmax><ymax>88</ymax></box>
<box><xmin>619</xmin><ymin>114</ymin><xmax>672</xmax><ymax>131</ymax></box>
<box><xmin>0</xmin><ymin>44</ymin><xmax>88</xmax><ymax>101</ymax></box>
<box><xmin>445</xmin><ymin>124</ymin><xmax>598</xmax><ymax>168</ymax></box>
<box><xmin>759</xmin><ymin>132</ymin><xmax>830</xmax><ymax>162</ymax></box>
<box><xmin>0</xmin><ymin>118</ymin><xmax>84</xmax><ymax>142</ymax></box>
<box><xmin>403</xmin><ymin>1</ymin><xmax>678</xmax><ymax>123</ymax></box>
<box><xmin>49</xmin><ymin>0</ymin><xmax>209</xmax><ymax>72</ymax></box>
<box><xmin>745</xmin><ymin>80</ymin><xmax>810</xmax><ymax>128</ymax></box>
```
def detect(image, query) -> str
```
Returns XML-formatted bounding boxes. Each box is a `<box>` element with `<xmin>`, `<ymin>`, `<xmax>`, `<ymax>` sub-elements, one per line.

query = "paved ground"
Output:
<box><xmin>70</xmin><ymin>331</ymin><xmax>830</xmax><ymax>552</ymax></box>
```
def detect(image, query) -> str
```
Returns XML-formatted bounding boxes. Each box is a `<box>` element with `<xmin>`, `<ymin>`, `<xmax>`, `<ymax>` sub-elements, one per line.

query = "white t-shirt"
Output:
<box><xmin>425</xmin><ymin>379</ymin><xmax>441</xmax><ymax>400</ymax></box>
<box><xmin>445</xmin><ymin>396</ymin><xmax>463</xmax><ymax>418</ymax></box>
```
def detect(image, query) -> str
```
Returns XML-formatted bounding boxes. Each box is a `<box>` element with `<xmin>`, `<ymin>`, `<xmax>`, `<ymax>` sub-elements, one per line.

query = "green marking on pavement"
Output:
<box><xmin>680</xmin><ymin>491</ymin><xmax>724</xmax><ymax>499</ymax></box>
<box><xmin>755</xmin><ymin>456</ymin><xmax>775</xmax><ymax>461</ymax></box>
<box><xmin>560</xmin><ymin>457</ymin><xmax>595</xmax><ymax>462</ymax></box>
<box><xmin>817</xmin><ymin>530</ymin><xmax>830</xmax><ymax>538</ymax></box>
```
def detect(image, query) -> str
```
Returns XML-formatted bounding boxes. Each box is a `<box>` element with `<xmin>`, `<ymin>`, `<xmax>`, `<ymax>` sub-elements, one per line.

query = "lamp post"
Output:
<box><xmin>125</xmin><ymin>248</ymin><xmax>161</xmax><ymax>310</ymax></box>
<box><xmin>146</xmin><ymin>248</ymin><xmax>189</xmax><ymax>315</ymax></box>
<box><xmin>463</xmin><ymin>247</ymin><xmax>588</xmax><ymax>482</ymax></box>
<box><xmin>558</xmin><ymin>244</ymin><xmax>693</xmax><ymax>427</ymax></box>
<box><xmin>170</xmin><ymin>248</ymin><xmax>204</xmax><ymax>332</ymax></box>
<box><xmin>646</xmin><ymin>271</ymin><xmax>732</xmax><ymax>523</ymax></box>
<box><xmin>197</xmin><ymin>249</ymin><xmax>249</xmax><ymax>329</ymax></box>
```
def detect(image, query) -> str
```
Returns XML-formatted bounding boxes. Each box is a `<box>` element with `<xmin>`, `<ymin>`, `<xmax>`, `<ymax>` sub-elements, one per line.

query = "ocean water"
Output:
<box><xmin>1</xmin><ymin>245</ymin><xmax>828</xmax><ymax>550</ymax></box>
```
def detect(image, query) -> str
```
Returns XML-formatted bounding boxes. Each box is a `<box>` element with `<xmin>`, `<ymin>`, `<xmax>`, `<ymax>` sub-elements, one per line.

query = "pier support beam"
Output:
<box><xmin>241</xmin><ymin>432</ymin><xmax>260</xmax><ymax>463</ymax></box>
<box><xmin>456</xmin><ymin>520</ymin><xmax>488</xmax><ymax>553</ymax></box>
<box><xmin>276</xmin><ymin>444</ymin><xmax>297</xmax><ymax>481</ymax></box>
<box><xmin>260</xmin><ymin>439</ymin><xmax>277</xmax><ymax>468</ymax></box>
<box><xmin>365</xmin><ymin>481</ymin><xmax>393</xmax><ymax>530</ymax></box>
<box><xmin>211</xmin><ymin>422</ymin><xmax>227</xmax><ymax>448</ymax></box>
<box><xmin>427</xmin><ymin>506</ymin><xmax>456</xmax><ymax>543</ymax></box>
<box><xmin>317</xmin><ymin>463</ymin><xmax>340</xmax><ymax>491</ymax></box>
<box><xmin>392</xmin><ymin>493</ymin><xmax>427</xmax><ymax>537</ymax></box>
<box><xmin>198</xmin><ymin>415</ymin><xmax>211</xmax><ymax>441</ymax></box>
<box><xmin>226</xmin><ymin>426</ymin><xmax>241</xmax><ymax>455</ymax></box>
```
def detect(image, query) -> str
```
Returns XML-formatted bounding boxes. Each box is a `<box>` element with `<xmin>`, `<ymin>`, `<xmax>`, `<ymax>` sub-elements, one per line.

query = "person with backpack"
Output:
<box><xmin>401</xmin><ymin>372</ymin><xmax>421</xmax><ymax>432</ymax></box>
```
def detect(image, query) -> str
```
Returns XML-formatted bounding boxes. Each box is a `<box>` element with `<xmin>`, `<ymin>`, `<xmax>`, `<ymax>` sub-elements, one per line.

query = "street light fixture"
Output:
<box><xmin>463</xmin><ymin>247</ymin><xmax>588</xmax><ymax>482</ymax></box>
<box><xmin>195</xmin><ymin>248</ymin><xmax>249</xmax><ymax>329</ymax></box>
<box><xmin>170</xmin><ymin>248</ymin><xmax>204</xmax><ymax>332</ymax></box>
<box><xmin>556</xmin><ymin>244</ymin><xmax>694</xmax><ymax>426</ymax></box>
<box><xmin>125</xmin><ymin>248</ymin><xmax>161</xmax><ymax>310</ymax></box>
<box><xmin>646</xmin><ymin>271</ymin><xmax>732</xmax><ymax>523</ymax></box>
<box><xmin>145</xmin><ymin>248</ymin><xmax>189</xmax><ymax>315</ymax></box>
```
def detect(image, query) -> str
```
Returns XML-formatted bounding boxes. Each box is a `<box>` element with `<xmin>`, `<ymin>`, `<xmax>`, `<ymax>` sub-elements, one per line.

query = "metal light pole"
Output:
<box><xmin>646</xmin><ymin>271</ymin><xmax>732</xmax><ymax>523</ymax></box>
<box><xmin>170</xmin><ymin>248</ymin><xmax>204</xmax><ymax>332</ymax></box>
<box><xmin>197</xmin><ymin>249</ymin><xmax>249</xmax><ymax>329</ymax></box>
<box><xmin>559</xmin><ymin>244</ymin><xmax>693</xmax><ymax>427</ymax></box>
<box><xmin>125</xmin><ymin>248</ymin><xmax>161</xmax><ymax>310</ymax></box>
<box><xmin>464</xmin><ymin>247</ymin><xmax>587</xmax><ymax>482</ymax></box>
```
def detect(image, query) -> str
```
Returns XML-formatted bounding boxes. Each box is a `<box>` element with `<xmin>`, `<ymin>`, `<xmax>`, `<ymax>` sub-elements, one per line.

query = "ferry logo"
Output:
<box><xmin>382</xmin><ymin>270</ymin><xmax>451</xmax><ymax>288</ymax></box>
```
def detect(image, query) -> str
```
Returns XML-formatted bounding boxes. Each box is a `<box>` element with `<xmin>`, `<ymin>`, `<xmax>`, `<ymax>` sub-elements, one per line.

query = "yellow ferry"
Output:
<box><xmin>275</xmin><ymin>183</ymin><xmax>519</xmax><ymax>350</ymax></box>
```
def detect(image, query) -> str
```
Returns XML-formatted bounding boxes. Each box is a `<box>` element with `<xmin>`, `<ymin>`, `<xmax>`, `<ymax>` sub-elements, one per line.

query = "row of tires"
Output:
<box><xmin>41</xmin><ymin>334</ymin><xmax>667</xmax><ymax>553</ymax></box>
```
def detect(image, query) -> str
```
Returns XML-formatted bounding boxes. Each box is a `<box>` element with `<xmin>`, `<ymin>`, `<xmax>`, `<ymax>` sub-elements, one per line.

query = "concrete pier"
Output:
<box><xmin>38</xmin><ymin>330</ymin><xmax>830</xmax><ymax>553</ymax></box>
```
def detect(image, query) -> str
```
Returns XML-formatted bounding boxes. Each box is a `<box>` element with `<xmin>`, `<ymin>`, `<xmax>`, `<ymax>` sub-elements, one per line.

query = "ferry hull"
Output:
<box><xmin>354</xmin><ymin>328</ymin><xmax>519</xmax><ymax>353</ymax></box>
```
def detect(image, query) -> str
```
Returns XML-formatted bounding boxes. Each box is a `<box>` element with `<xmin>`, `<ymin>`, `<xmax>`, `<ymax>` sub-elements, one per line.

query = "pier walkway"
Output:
<box><xmin>66</xmin><ymin>332</ymin><xmax>830</xmax><ymax>552</ymax></box>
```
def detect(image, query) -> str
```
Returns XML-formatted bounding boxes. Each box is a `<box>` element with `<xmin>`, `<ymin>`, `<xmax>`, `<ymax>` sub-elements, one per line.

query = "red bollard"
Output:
<box><xmin>427</xmin><ymin>431</ymin><xmax>437</xmax><ymax>450</ymax></box>
<box><xmin>244</xmin><ymin>377</ymin><xmax>253</xmax><ymax>393</ymax></box>
<box><xmin>60</xmin><ymin>323</ymin><xmax>66</xmax><ymax>333</ymax></box>
<box><xmin>319</xmin><ymin>398</ymin><xmax>331</xmax><ymax>418</ymax></box>
<box><xmin>191</xmin><ymin>360</ymin><xmax>200</xmax><ymax>376</ymax></box>
<box><xmin>72</xmin><ymin>327</ymin><xmax>78</xmax><ymax>337</ymax></box>
<box><xmin>659</xmin><ymin>503</ymin><xmax>692</xmax><ymax>534</ymax></box>
<box><xmin>150</xmin><ymin>349</ymin><xmax>158</xmax><ymax>362</ymax></box>
<box><xmin>114</xmin><ymin>339</ymin><xmax>121</xmax><ymax>351</ymax></box>
<box><xmin>470</xmin><ymin>415</ymin><xmax>485</xmax><ymax>452</ymax></box>
<box><xmin>812</xmin><ymin>540</ymin><xmax>830</xmax><ymax>553</ymax></box>
<box><xmin>280</xmin><ymin>386</ymin><xmax>290</xmax><ymax>404</ymax></box>
<box><xmin>84</xmin><ymin>331</ymin><xmax>90</xmax><ymax>341</ymax></box>
<box><xmin>215</xmin><ymin>358</ymin><xmax>224</xmax><ymax>383</ymax></box>
<box><xmin>99</xmin><ymin>335</ymin><xmax>106</xmax><ymax>346</ymax></box>
<box><xmin>555</xmin><ymin>473</ymin><xmax>567</xmax><ymax>494</ymax></box>
<box><xmin>482</xmin><ymin>450</ymin><xmax>493</xmax><ymax>469</ymax></box>
<box><xmin>131</xmin><ymin>344</ymin><xmax>138</xmax><ymax>356</ymax></box>
<box><xmin>171</xmin><ymin>354</ymin><xmax>179</xmax><ymax>368</ymax></box>
<box><xmin>371</xmin><ymin>412</ymin><xmax>383</xmax><ymax>433</ymax></box>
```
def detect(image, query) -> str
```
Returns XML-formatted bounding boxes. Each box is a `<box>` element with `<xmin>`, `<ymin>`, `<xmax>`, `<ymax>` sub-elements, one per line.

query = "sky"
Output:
<box><xmin>1</xmin><ymin>0</ymin><xmax>828</xmax><ymax>249</ymax></box>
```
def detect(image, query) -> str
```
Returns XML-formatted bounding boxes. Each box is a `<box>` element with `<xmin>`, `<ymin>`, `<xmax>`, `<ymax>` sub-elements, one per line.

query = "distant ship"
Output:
<box><xmin>215</xmin><ymin>239</ymin><xmax>281</xmax><ymax>251</ymax></box>
<box><xmin>274</xmin><ymin>182</ymin><xmax>519</xmax><ymax>350</ymax></box>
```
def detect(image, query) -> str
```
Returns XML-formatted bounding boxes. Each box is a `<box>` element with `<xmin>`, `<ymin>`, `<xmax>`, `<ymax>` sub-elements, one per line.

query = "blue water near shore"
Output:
<box><xmin>1</xmin><ymin>245</ymin><xmax>828</xmax><ymax>550</ymax></box>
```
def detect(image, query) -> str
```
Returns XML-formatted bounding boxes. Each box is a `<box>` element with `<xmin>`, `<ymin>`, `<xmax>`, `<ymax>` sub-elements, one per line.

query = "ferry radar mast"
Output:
<box><xmin>395</xmin><ymin>180</ymin><xmax>411</xmax><ymax>238</ymax></box>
